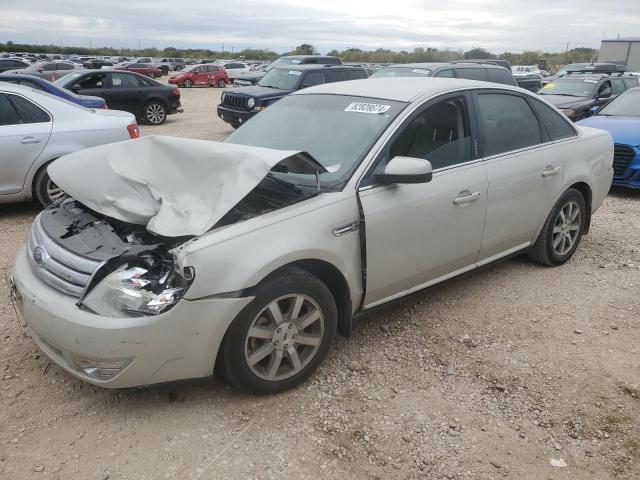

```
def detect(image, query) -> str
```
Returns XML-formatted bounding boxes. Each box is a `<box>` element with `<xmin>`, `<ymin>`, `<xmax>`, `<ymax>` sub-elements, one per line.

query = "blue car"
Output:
<box><xmin>0</xmin><ymin>73</ymin><xmax>107</xmax><ymax>109</ymax></box>
<box><xmin>577</xmin><ymin>87</ymin><xmax>640</xmax><ymax>188</ymax></box>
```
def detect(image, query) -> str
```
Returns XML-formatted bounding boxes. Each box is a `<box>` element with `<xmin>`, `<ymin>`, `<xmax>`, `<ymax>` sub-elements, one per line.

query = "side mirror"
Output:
<box><xmin>70</xmin><ymin>84</ymin><xmax>81</xmax><ymax>92</ymax></box>
<box><xmin>375</xmin><ymin>156</ymin><xmax>433</xmax><ymax>185</ymax></box>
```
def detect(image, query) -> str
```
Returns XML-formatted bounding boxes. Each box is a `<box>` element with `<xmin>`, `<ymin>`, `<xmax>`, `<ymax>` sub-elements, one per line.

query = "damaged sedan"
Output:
<box><xmin>10</xmin><ymin>78</ymin><xmax>614</xmax><ymax>394</ymax></box>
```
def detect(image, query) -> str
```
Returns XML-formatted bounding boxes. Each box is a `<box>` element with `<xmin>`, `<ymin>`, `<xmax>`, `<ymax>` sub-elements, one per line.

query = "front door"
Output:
<box><xmin>358</xmin><ymin>93</ymin><xmax>488</xmax><ymax>308</ymax></box>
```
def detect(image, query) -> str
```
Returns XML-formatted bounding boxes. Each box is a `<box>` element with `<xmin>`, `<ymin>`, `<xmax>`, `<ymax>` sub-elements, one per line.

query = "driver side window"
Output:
<box><xmin>76</xmin><ymin>74</ymin><xmax>105</xmax><ymax>89</ymax></box>
<box><xmin>389</xmin><ymin>96</ymin><xmax>472</xmax><ymax>170</ymax></box>
<box><xmin>598</xmin><ymin>81</ymin><xmax>612</xmax><ymax>97</ymax></box>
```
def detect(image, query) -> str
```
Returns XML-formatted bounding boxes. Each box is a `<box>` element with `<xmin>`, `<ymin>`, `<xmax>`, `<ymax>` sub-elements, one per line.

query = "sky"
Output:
<box><xmin>1</xmin><ymin>0</ymin><xmax>639</xmax><ymax>54</ymax></box>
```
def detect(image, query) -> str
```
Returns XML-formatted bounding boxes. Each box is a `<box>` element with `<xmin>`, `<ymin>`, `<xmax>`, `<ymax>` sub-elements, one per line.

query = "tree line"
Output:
<box><xmin>1</xmin><ymin>41</ymin><xmax>598</xmax><ymax>69</ymax></box>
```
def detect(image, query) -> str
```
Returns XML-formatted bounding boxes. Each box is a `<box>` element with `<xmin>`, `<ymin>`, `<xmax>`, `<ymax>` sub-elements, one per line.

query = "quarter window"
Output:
<box><xmin>347</xmin><ymin>69</ymin><xmax>368</xmax><ymax>80</ymax></box>
<box><xmin>389</xmin><ymin>96</ymin><xmax>472</xmax><ymax>170</ymax></box>
<box><xmin>530</xmin><ymin>98</ymin><xmax>577</xmax><ymax>141</ymax></box>
<box><xmin>486</xmin><ymin>68</ymin><xmax>516</xmax><ymax>85</ymax></box>
<box><xmin>476</xmin><ymin>93</ymin><xmax>543</xmax><ymax>156</ymax></box>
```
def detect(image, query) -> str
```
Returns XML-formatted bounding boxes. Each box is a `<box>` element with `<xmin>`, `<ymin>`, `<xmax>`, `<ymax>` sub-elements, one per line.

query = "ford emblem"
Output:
<box><xmin>33</xmin><ymin>246</ymin><xmax>46</xmax><ymax>267</ymax></box>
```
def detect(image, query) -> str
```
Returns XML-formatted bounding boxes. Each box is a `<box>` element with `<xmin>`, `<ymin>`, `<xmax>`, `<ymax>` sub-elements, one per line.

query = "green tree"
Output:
<box><xmin>464</xmin><ymin>47</ymin><xmax>495</xmax><ymax>59</ymax></box>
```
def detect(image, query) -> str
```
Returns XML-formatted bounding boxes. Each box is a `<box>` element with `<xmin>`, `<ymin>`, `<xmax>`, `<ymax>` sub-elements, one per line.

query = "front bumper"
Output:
<box><xmin>169</xmin><ymin>100</ymin><xmax>183</xmax><ymax>115</ymax></box>
<box><xmin>217</xmin><ymin>105</ymin><xmax>256</xmax><ymax>126</ymax></box>
<box><xmin>10</xmin><ymin>247</ymin><xmax>252</xmax><ymax>388</ymax></box>
<box><xmin>612</xmin><ymin>149</ymin><xmax>640</xmax><ymax>188</ymax></box>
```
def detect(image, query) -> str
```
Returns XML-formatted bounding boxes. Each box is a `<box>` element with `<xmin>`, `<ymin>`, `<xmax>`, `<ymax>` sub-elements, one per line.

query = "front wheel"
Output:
<box><xmin>183</xmin><ymin>79</ymin><xmax>193</xmax><ymax>88</ymax></box>
<box><xmin>529</xmin><ymin>188</ymin><xmax>586</xmax><ymax>266</ymax></box>
<box><xmin>143</xmin><ymin>101</ymin><xmax>167</xmax><ymax>125</ymax></box>
<box><xmin>217</xmin><ymin>79</ymin><xmax>226</xmax><ymax>88</ymax></box>
<box><xmin>219</xmin><ymin>267</ymin><xmax>337</xmax><ymax>394</ymax></box>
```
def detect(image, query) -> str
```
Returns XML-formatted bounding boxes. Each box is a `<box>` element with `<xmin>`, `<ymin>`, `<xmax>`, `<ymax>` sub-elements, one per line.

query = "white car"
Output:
<box><xmin>217</xmin><ymin>61</ymin><xmax>250</xmax><ymax>80</ymax></box>
<box><xmin>10</xmin><ymin>78</ymin><xmax>613</xmax><ymax>394</ymax></box>
<box><xmin>0</xmin><ymin>83</ymin><xmax>139</xmax><ymax>206</ymax></box>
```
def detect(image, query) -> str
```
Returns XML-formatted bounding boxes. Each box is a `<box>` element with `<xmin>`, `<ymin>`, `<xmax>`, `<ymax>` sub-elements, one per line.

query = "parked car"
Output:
<box><xmin>543</xmin><ymin>63</ymin><xmax>625</xmax><ymax>85</ymax></box>
<box><xmin>10</xmin><ymin>78</ymin><xmax>613</xmax><ymax>394</ymax></box>
<box><xmin>54</xmin><ymin>70</ymin><xmax>182</xmax><ymax>125</ymax></box>
<box><xmin>371</xmin><ymin>62</ymin><xmax>518</xmax><ymax>87</ymax></box>
<box><xmin>0</xmin><ymin>58</ymin><xmax>30</xmax><ymax>73</ymax></box>
<box><xmin>168</xmin><ymin>64</ymin><xmax>229</xmax><ymax>88</ymax></box>
<box><xmin>115</xmin><ymin>63</ymin><xmax>163</xmax><ymax>79</ymax></box>
<box><xmin>234</xmin><ymin>55</ymin><xmax>343</xmax><ymax>86</ymax></box>
<box><xmin>82</xmin><ymin>59</ymin><xmax>113</xmax><ymax>69</ymax></box>
<box><xmin>5</xmin><ymin>60</ymin><xmax>81</xmax><ymax>81</ymax></box>
<box><xmin>0</xmin><ymin>73</ymin><xmax>107</xmax><ymax>109</ymax></box>
<box><xmin>217</xmin><ymin>65</ymin><xmax>368</xmax><ymax>128</ymax></box>
<box><xmin>215</xmin><ymin>61</ymin><xmax>250</xmax><ymax>80</ymax></box>
<box><xmin>538</xmin><ymin>73</ymin><xmax>639</xmax><ymax>121</ymax></box>
<box><xmin>577</xmin><ymin>87</ymin><xmax>640</xmax><ymax>188</ymax></box>
<box><xmin>0</xmin><ymin>83</ymin><xmax>139</xmax><ymax>206</ymax></box>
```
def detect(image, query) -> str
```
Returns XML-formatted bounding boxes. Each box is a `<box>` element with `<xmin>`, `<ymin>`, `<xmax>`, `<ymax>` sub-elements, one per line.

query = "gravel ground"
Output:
<box><xmin>1</xmin><ymin>84</ymin><xmax>639</xmax><ymax>480</ymax></box>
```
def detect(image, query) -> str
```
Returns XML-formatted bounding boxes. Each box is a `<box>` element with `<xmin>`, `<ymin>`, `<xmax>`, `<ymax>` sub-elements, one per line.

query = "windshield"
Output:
<box><xmin>265</xmin><ymin>57</ymin><xmax>303</xmax><ymax>72</ymax></box>
<box><xmin>258</xmin><ymin>69</ymin><xmax>302</xmax><ymax>90</ymax></box>
<box><xmin>538</xmin><ymin>79</ymin><xmax>597</xmax><ymax>97</ymax></box>
<box><xmin>598</xmin><ymin>90</ymin><xmax>640</xmax><ymax>117</ymax></box>
<box><xmin>53</xmin><ymin>72</ymin><xmax>83</xmax><ymax>87</ymax></box>
<box><xmin>370</xmin><ymin>66</ymin><xmax>432</xmax><ymax>78</ymax></box>
<box><xmin>225</xmin><ymin>94</ymin><xmax>406</xmax><ymax>188</ymax></box>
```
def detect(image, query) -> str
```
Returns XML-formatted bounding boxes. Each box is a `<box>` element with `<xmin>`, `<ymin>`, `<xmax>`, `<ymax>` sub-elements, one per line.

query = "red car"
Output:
<box><xmin>168</xmin><ymin>64</ymin><xmax>229</xmax><ymax>88</ymax></box>
<box><xmin>116</xmin><ymin>63</ymin><xmax>163</xmax><ymax>79</ymax></box>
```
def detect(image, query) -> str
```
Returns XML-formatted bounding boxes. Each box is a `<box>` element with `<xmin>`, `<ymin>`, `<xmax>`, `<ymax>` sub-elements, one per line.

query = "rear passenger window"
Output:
<box><xmin>325</xmin><ymin>71</ymin><xmax>344</xmax><ymax>83</ymax></box>
<box><xmin>623</xmin><ymin>78</ymin><xmax>639</xmax><ymax>89</ymax></box>
<box><xmin>8</xmin><ymin>95</ymin><xmax>50</xmax><ymax>123</ymax></box>
<box><xmin>476</xmin><ymin>93</ymin><xmax>543</xmax><ymax>156</ymax></box>
<box><xmin>486</xmin><ymin>68</ymin><xmax>516</xmax><ymax>85</ymax></box>
<box><xmin>530</xmin><ymin>99</ymin><xmax>577</xmax><ymax>141</ymax></box>
<box><xmin>455</xmin><ymin>68</ymin><xmax>488</xmax><ymax>81</ymax></box>
<box><xmin>347</xmin><ymin>70</ymin><xmax>368</xmax><ymax>80</ymax></box>
<box><xmin>611</xmin><ymin>79</ymin><xmax>625</xmax><ymax>95</ymax></box>
<box><xmin>390</xmin><ymin>96</ymin><xmax>472</xmax><ymax>170</ymax></box>
<box><xmin>0</xmin><ymin>93</ymin><xmax>20</xmax><ymax>126</ymax></box>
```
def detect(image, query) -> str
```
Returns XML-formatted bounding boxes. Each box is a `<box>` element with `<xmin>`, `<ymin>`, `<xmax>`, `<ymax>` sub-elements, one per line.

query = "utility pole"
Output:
<box><xmin>564</xmin><ymin>42</ymin><xmax>570</xmax><ymax>64</ymax></box>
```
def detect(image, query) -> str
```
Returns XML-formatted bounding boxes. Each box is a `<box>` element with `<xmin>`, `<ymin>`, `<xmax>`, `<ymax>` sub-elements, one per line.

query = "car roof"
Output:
<box><xmin>295</xmin><ymin>77</ymin><xmax>522</xmax><ymax>102</ymax></box>
<box><xmin>0</xmin><ymin>73</ymin><xmax>46</xmax><ymax>82</ymax></box>
<box><xmin>274</xmin><ymin>64</ymin><xmax>364</xmax><ymax>72</ymax></box>
<box><xmin>0</xmin><ymin>82</ymin><xmax>40</xmax><ymax>94</ymax></box>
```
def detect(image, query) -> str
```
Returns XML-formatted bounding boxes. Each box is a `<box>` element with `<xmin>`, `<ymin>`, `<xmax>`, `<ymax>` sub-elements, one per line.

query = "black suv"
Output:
<box><xmin>370</xmin><ymin>62</ymin><xmax>518</xmax><ymax>87</ymax></box>
<box><xmin>538</xmin><ymin>72</ymin><xmax>639</xmax><ymax>121</ymax></box>
<box><xmin>217</xmin><ymin>65</ymin><xmax>367</xmax><ymax>128</ymax></box>
<box><xmin>234</xmin><ymin>55</ymin><xmax>342</xmax><ymax>86</ymax></box>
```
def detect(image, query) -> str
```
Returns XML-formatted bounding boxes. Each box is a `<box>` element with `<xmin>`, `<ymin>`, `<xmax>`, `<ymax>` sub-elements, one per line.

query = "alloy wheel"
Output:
<box><xmin>244</xmin><ymin>294</ymin><xmax>324</xmax><ymax>381</ymax></box>
<box><xmin>217</xmin><ymin>79</ymin><xmax>226</xmax><ymax>88</ymax></box>
<box><xmin>45</xmin><ymin>179</ymin><xmax>64</xmax><ymax>203</ymax></box>
<box><xmin>145</xmin><ymin>103</ymin><xmax>166</xmax><ymax>124</ymax></box>
<box><xmin>552</xmin><ymin>201</ymin><xmax>581</xmax><ymax>256</ymax></box>
<box><xmin>184</xmin><ymin>79</ymin><xmax>193</xmax><ymax>88</ymax></box>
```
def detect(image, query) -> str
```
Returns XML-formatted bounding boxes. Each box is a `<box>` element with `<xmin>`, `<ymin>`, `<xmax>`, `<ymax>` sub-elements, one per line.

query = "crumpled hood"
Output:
<box><xmin>230</xmin><ymin>85</ymin><xmax>291</xmax><ymax>98</ymax></box>
<box><xmin>48</xmin><ymin>136</ymin><xmax>325</xmax><ymax>237</ymax></box>
<box><xmin>539</xmin><ymin>95</ymin><xmax>591</xmax><ymax>109</ymax></box>
<box><xmin>576</xmin><ymin>115</ymin><xmax>640</xmax><ymax>147</ymax></box>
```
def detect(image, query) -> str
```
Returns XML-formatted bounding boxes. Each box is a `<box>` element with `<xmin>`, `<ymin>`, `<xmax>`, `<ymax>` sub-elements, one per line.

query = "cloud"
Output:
<box><xmin>1</xmin><ymin>0</ymin><xmax>638</xmax><ymax>53</ymax></box>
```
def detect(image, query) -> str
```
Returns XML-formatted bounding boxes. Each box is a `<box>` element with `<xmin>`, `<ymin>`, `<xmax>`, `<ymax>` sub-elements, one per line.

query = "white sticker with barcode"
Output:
<box><xmin>584</xmin><ymin>79</ymin><xmax>597</xmax><ymax>83</ymax></box>
<box><xmin>288</xmin><ymin>70</ymin><xmax>302</xmax><ymax>75</ymax></box>
<box><xmin>411</xmin><ymin>69</ymin><xmax>431</xmax><ymax>75</ymax></box>
<box><xmin>344</xmin><ymin>102</ymin><xmax>391</xmax><ymax>114</ymax></box>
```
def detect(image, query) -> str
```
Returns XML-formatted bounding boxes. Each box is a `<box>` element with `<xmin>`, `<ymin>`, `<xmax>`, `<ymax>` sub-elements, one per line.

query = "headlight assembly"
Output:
<box><xmin>247</xmin><ymin>97</ymin><xmax>256</xmax><ymax>108</ymax></box>
<box><xmin>82</xmin><ymin>256</ymin><xmax>194</xmax><ymax>318</ymax></box>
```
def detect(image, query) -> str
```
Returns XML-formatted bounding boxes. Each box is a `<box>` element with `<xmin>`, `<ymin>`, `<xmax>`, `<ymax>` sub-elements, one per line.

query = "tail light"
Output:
<box><xmin>127</xmin><ymin>123</ymin><xmax>140</xmax><ymax>139</ymax></box>
<box><xmin>173</xmin><ymin>87</ymin><xmax>180</xmax><ymax>98</ymax></box>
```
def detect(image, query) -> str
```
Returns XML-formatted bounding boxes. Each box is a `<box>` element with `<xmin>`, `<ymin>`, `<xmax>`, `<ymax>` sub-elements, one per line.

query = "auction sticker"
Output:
<box><xmin>345</xmin><ymin>102</ymin><xmax>391</xmax><ymax>114</ymax></box>
<box><xmin>411</xmin><ymin>69</ymin><xmax>431</xmax><ymax>75</ymax></box>
<box><xmin>288</xmin><ymin>70</ymin><xmax>302</xmax><ymax>75</ymax></box>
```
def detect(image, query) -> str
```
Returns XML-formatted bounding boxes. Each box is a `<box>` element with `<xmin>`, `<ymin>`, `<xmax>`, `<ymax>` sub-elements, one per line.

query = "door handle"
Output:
<box><xmin>453</xmin><ymin>190</ymin><xmax>481</xmax><ymax>205</ymax></box>
<box><xmin>20</xmin><ymin>136</ymin><xmax>42</xmax><ymax>145</ymax></box>
<box><xmin>542</xmin><ymin>166</ymin><xmax>561</xmax><ymax>177</ymax></box>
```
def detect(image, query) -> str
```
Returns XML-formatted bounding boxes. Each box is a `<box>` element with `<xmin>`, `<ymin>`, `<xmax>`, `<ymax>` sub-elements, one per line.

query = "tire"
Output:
<box><xmin>528</xmin><ymin>188</ymin><xmax>586</xmax><ymax>266</ymax></box>
<box><xmin>148</xmin><ymin>72</ymin><xmax>156</xmax><ymax>79</ymax></box>
<box><xmin>143</xmin><ymin>101</ymin><xmax>167</xmax><ymax>125</ymax></box>
<box><xmin>219</xmin><ymin>267</ymin><xmax>337</xmax><ymax>394</ymax></box>
<box><xmin>174</xmin><ymin>65</ymin><xmax>182</xmax><ymax>71</ymax></box>
<box><xmin>217</xmin><ymin>79</ymin><xmax>226</xmax><ymax>88</ymax></box>
<box><xmin>33</xmin><ymin>164</ymin><xmax>64</xmax><ymax>207</ymax></box>
<box><xmin>230</xmin><ymin>122</ymin><xmax>241</xmax><ymax>129</ymax></box>
<box><xmin>183</xmin><ymin>79</ymin><xmax>193</xmax><ymax>88</ymax></box>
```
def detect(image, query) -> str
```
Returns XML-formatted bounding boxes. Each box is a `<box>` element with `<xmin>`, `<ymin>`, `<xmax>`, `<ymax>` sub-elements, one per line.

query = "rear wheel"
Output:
<box><xmin>143</xmin><ymin>101</ymin><xmax>167</xmax><ymax>125</ymax></box>
<box><xmin>148</xmin><ymin>72</ymin><xmax>156</xmax><ymax>79</ymax></box>
<box><xmin>33</xmin><ymin>165</ymin><xmax>64</xmax><ymax>207</ymax></box>
<box><xmin>529</xmin><ymin>188</ymin><xmax>586</xmax><ymax>266</ymax></box>
<box><xmin>217</xmin><ymin>79</ymin><xmax>226</xmax><ymax>88</ymax></box>
<box><xmin>183</xmin><ymin>79</ymin><xmax>193</xmax><ymax>88</ymax></box>
<box><xmin>219</xmin><ymin>267</ymin><xmax>337</xmax><ymax>394</ymax></box>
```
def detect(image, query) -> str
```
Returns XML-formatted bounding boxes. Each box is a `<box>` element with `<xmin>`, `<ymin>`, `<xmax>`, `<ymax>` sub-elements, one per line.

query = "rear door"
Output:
<box><xmin>0</xmin><ymin>92</ymin><xmax>52</xmax><ymax>195</ymax></box>
<box><xmin>472</xmin><ymin>90</ymin><xmax>570</xmax><ymax>262</ymax></box>
<box><xmin>107</xmin><ymin>72</ymin><xmax>147</xmax><ymax>115</ymax></box>
<box><xmin>358</xmin><ymin>92</ymin><xmax>488</xmax><ymax>307</ymax></box>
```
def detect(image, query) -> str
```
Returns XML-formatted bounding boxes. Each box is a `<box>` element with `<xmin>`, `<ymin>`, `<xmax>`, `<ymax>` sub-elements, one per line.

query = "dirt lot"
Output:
<box><xmin>1</xmin><ymin>84</ymin><xmax>639</xmax><ymax>480</ymax></box>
